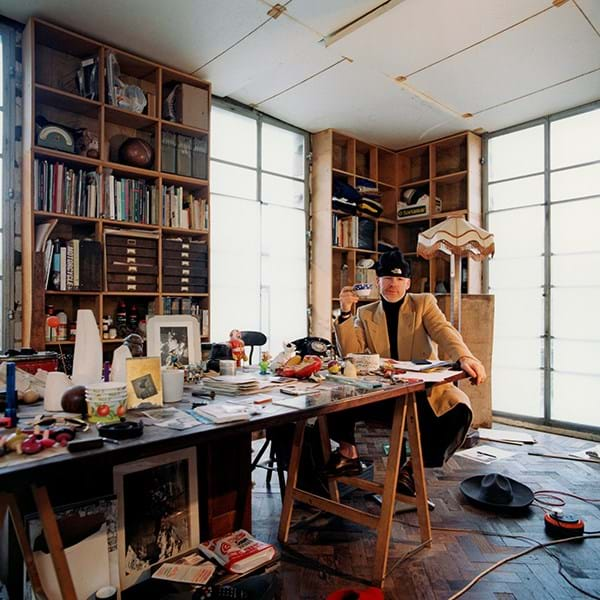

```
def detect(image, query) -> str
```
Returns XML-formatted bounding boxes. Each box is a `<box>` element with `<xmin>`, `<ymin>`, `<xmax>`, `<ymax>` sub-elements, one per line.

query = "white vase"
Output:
<box><xmin>111</xmin><ymin>344</ymin><xmax>132</xmax><ymax>383</ymax></box>
<box><xmin>71</xmin><ymin>309</ymin><xmax>103</xmax><ymax>386</ymax></box>
<box><xmin>44</xmin><ymin>371</ymin><xmax>72</xmax><ymax>412</ymax></box>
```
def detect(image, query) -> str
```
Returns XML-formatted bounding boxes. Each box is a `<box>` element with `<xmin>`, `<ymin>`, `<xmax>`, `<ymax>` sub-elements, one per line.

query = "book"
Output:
<box><xmin>152</xmin><ymin>555</ymin><xmax>215</xmax><ymax>585</ymax></box>
<box><xmin>193</xmin><ymin>403</ymin><xmax>250</xmax><ymax>424</ymax></box>
<box><xmin>383</xmin><ymin>359</ymin><xmax>455</xmax><ymax>372</ymax></box>
<box><xmin>199</xmin><ymin>530</ymin><xmax>275</xmax><ymax>574</ymax></box>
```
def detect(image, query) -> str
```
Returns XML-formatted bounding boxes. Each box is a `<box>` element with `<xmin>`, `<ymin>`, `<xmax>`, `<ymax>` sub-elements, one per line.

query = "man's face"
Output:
<box><xmin>378</xmin><ymin>276</ymin><xmax>411</xmax><ymax>302</ymax></box>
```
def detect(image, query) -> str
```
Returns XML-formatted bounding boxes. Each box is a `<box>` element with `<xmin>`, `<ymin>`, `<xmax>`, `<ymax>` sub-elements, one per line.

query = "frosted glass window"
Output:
<box><xmin>493</xmin><ymin>290</ymin><xmax>544</xmax><ymax>338</ymax></box>
<box><xmin>262</xmin><ymin>173</ymin><xmax>305</xmax><ymax>209</ymax></box>
<box><xmin>211</xmin><ymin>107</ymin><xmax>257</xmax><ymax>167</ymax></box>
<box><xmin>551</xmin><ymin>108</ymin><xmax>600</xmax><ymax>169</ymax></box>
<box><xmin>551</xmin><ymin>198</ymin><xmax>600</xmax><ymax>254</ymax></box>
<box><xmin>488</xmin><ymin>256</ymin><xmax>543</xmax><ymax>290</ymax></box>
<box><xmin>211</xmin><ymin>162</ymin><xmax>256</xmax><ymax>200</ymax></box>
<box><xmin>492</xmin><ymin>366</ymin><xmax>543</xmax><ymax>417</ymax></box>
<box><xmin>552</xmin><ymin>339</ymin><xmax>600</xmax><ymax>375</ymax></box>
<box><xmin>552</xmin><ymin>287</ymin><xmax>600</xmax><ymax>340</ymax></box>
<box><xmin>488</xmin><ymin>125</ymin><xmax>544</xmax><ymax>182</ymax></box>
<box><xmin>488</xmin><ymin>206</ymin><xmax>544</xmax><ymax>258</ymax></box>
<box><xmin>493</xmin><ymin>337</ymin><xmax>543</xmax><ymax>370</ymax></box>
<box><xmin>552</xmin><ymin>372</ymin><xmax>600</xmax><ymax>427</ymax></box>
<box><xmin>0</xmin><ymin>36</ymin><xmax>3</xmax><ymax>106</ymax></box>
<box><xmin>262</xmin><ymin>123</ymin><xmax>305</xmax><ymax>178</ymax></box>
<box><xmin>552</xmin><ymin>254</ymin><xmax>600</xmax><ymax>287</ymax></box>
<box><xmin>488</xmin><ymin>175</ymin><xmax>543</xmax><ymax>211</ymax></box>
<box><xmin>210</xmin><ymin>195</ymin><xmax>260</xmax><ymax>342</ymax></box>
<box><xmin>551</xmin><ymin>163</ymin><xmax>600</xmax><ymax>202</ymax></box>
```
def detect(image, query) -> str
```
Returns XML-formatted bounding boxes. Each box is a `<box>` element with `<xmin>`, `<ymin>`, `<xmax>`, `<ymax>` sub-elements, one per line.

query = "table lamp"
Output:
<box><xmin>416</xmin><ymin>217</ymin><xmax>495</xmax><ymax>331</ymax></box>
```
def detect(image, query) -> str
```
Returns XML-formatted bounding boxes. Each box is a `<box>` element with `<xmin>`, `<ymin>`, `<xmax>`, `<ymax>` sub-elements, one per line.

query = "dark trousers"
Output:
<box><xmin>327</xmin><ymin>391</ymin><xmax>471</xmax><ymax>468</ymax></box>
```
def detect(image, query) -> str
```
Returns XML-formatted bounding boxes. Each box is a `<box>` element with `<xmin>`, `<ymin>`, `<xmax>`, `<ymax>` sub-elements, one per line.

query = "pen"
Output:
<box><xmin>100</xmin><ymin>437</ymin><xmax>120</xmax><ymax>445</ymax></box>
<box><xmin>476</xmin><ymin>450</ymin><xmax>496</xmax><ymax>458</ymax></box>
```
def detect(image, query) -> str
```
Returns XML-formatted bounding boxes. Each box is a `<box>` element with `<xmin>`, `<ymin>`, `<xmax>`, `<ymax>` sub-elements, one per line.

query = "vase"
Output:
<box><xmin>71</xmin><ymin>309</ymin><xmax>103</xmax><ymax>386</ymax></box>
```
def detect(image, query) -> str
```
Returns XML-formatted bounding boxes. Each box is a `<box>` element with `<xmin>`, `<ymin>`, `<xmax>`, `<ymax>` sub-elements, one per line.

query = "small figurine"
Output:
<box><xmin>259</xmin><ymin>351</ymin><xmax>271</xmax><ymax>375</ymax></box>
<box><xmin>270</xmin><ymin>341</ymin><xmax>296</xmax><ymax>372</ymax></box>
<box><xmin>228</xmin><ymin>329</ymin><xmax>247</xmax><ymax>368</ymax></box>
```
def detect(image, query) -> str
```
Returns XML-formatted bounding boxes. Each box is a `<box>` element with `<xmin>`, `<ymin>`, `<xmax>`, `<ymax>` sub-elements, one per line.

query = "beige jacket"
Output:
<box><xmin>335</xmin><ymin>293</ymin><xmax>475</xmax><ymax>418</ymax></box>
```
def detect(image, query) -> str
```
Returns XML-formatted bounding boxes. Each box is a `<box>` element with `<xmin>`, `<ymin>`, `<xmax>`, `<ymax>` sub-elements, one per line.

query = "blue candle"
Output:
<box><xmin>5</xmin><ymin>361</ymin><xmax>17</xmax><ymax>428</ymax></box>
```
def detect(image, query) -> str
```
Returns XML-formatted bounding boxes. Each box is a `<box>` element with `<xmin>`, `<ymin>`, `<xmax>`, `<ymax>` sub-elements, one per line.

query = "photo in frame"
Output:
<box><xmin>126</xmin><ymin>356</ymin><xmax>163</xmax><ymax>409</ymax></box>
<box><xmin>113</xmin><ymin>448</ymin><xmax>199</xmax><ymax>589</ymax></box>
<box><xmin>147</xmin><ymin>315</ymin><xmax>200</xmax><ymax>368</ymax></box>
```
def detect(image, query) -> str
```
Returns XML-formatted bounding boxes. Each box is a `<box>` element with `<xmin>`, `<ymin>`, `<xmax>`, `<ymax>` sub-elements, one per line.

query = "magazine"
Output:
<box><xmin>199</xmin><ymin>529</ymin><xmax>275</xmax><ymax>573</ymax></box>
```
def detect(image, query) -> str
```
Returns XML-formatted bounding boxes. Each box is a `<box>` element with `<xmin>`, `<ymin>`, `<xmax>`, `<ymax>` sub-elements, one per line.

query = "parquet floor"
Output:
<box><xmin>251</xmin><ymin>423</ymin><xmax>600</xmax><ymax>599</ymax></box>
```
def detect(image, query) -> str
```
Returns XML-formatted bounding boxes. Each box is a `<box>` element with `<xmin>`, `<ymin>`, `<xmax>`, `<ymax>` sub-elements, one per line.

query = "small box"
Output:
<box><xmin>397</xmin><ymin>191</ymin><xmax>441</xmax><ymax>221</ymax></box>
<box><xmin>174</xmin><ymin>84</ymin><xmax>209</xmax><ymax>130</ymax></box>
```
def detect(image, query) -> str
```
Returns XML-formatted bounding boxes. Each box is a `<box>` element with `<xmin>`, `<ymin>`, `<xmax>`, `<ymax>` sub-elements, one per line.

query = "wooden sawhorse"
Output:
<box><xmin>277</xmin><ymin>391</ymin><xmax>431</xmax><ymax>587</ymax></box>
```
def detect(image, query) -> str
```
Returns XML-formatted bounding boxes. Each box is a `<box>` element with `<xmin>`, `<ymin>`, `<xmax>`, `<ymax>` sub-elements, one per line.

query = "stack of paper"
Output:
<box><xmin>193</xmin><ymin>402</ymin><xmax>250</xmax><ymax>423</ymax></box>
<box><xmin>202</xmin><ymin>375</ymin><xmax>260</xmax><ymax>396</ymax></box>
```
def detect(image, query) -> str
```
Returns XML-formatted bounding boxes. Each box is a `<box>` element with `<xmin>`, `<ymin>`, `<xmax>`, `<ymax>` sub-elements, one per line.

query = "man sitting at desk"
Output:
<box><xmin>326</xmin><ymin>248</ymin><xmax>486</xmax><ymax>496</ymax></box>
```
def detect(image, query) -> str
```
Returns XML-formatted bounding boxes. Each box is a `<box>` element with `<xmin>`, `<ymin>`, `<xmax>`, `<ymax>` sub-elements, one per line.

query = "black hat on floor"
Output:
<box><xmin>374</xmin><ymin>248</ymin><xmax>411</xmax><ymax>277</ymax></box>
<box><xmin>460</xmin><ymin>473</ymin><xmax>534</xmax><ymax>512</ymax></box>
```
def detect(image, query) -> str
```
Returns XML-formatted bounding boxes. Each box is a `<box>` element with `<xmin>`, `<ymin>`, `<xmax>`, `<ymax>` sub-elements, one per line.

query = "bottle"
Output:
<box><xmin>128</xmin><ymin>304</ymin><xmax>139</xmax><ymax>332</ymax></box>
<box><xmin>57</xmin><ymin>311</ymin><xmax>68</xmax><ymax>341</ymax></box>
<box><xmin>45</xmin><ymin>305</ymin><xmax>55</xmax><ymax>342</ymax></box>
<box><xmin>115</xmin><ymin>300</ymin><xmax>127</xmax><ymax>337</ymax></box>
<box><xmin>102</xmin><ymin>315</ymin><xmax>110</xmax><ymax>339</ymax></box>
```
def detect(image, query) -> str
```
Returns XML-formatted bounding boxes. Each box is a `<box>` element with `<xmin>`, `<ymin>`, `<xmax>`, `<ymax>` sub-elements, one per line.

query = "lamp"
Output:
<box><xmin>416</xmin><ymin>217</ymin><xmax>494</xmax><ymax>331</ymax></box>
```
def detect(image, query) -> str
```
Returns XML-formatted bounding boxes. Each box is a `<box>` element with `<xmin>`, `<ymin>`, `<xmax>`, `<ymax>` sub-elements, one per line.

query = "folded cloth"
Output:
<box><xmin>332</xmin><ymin>196</ymin><xmax>357</xmax><ymax>214</ymax></box>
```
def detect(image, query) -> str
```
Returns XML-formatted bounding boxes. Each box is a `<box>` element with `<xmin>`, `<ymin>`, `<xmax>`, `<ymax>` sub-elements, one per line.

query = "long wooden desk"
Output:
<box><xmin>0</xmin><ymin>372</ymin><xmax>463</xmax><ymax>597</ymax></box>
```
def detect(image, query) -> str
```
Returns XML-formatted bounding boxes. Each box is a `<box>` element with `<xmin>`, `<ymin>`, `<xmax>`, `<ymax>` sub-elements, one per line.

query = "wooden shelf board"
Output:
<box><xmin>397</xmin><ymin>215</ymin><xmax>432</xmax><ymax>225</ymax></box>
<box><xmin>161</xmin><ymin>66</ymin><xmax>210</xmax><ymax>88</ymax></box>
<box><xmin>35</xmin><ymin>83</ymin><xmax>100</xmax><ymax>115</ymax></box>
<box><xmin>45</xmin><ymin>340</ymin><xmax>75</xmax><ymax>345</ymax></box>
<box><xmin>45</xmin><ymin>290</ymin><xmax>100</xmax><ymax>295</ymax></box>
<box><xmin>398</xmin><ymin>178</ymin><xmax>429</xmax><ymax>188</ymax></box>
<box><xmin>105</xmin><ymin>161</ymin><xmax>159</xmax><ymax>178</ymax></box>
<box><xmin>161</xmin><ymin>226</ymin><xmax>209</xmax><ymax>235</ymax></box>
<box><xmin>102</xmin><ymin>292</ymin><xmax>160</xmax><ymax>297</ymax></box>
<box><xmin>378</xmin><ymin>217</ymin><xmax>396</xmax><ymax>224</ymax></box>
<box><xmin>34</xmin><ymin>210</ymin><xmax>99</xmax><ymax>223</ymax></box>
<box><xmin>34</xmin><ymin>146</ymin><xmax>101</xmax><ymax>168</ymax></box>
<box><xmin>104</xmin><ymin>105</ymin><xmax>158</xmax><ymax>129</ymax></box>
<box><xmin>432</xmin><ymin>209</ymin><xmax>468</xmax><ymax>220</ymax></box>
<box><xmin>161</xmin><ymin>173</ymin><xmax>209</xmax><ymax>187</ymax></box>
<box><xmin>102</xmin><ymin>218</ymin><xmax>159</xmax><ymax>229</ymax></box>
<box><xmin>377</xmin><ymin>180</ymin><xmax>396</xmax><ymax>189</ymax></box>
<box><xmin>332</xmin><ymin>168</ymin><xmax>354</xmax><ymax>178</ymax></box>
<box><xmin>433</xmin><ymin>170</ymin><xmax>467</xmax><ymax>184</ymax></box>
<box><xmin>161</xmin><ymin>293</ymin><xmax>209</xmax><ymax>297</ymax></box>
<box><xmin>161</xmin><ymin>120</ymin><xmax>209</xmax><ymax>137</ymax></box>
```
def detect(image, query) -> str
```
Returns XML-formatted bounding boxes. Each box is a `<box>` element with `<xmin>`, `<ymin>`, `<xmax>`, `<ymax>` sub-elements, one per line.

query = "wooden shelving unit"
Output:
<box><xmin>310</xmin><ymin>129</ymin><xmax>482</xmax><ymax>340</ymax></box>
<box><xmin>22</xmin><ymin>18</ymin><xmax>211</xmax><ymax>351</ymax></box>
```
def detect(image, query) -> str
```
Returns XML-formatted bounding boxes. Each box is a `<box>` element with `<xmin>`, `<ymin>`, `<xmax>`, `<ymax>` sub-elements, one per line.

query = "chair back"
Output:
<box><xmin>240</xmin><ymin>331</ymin><xmax>267</xmax><ymax>364</ymax></box>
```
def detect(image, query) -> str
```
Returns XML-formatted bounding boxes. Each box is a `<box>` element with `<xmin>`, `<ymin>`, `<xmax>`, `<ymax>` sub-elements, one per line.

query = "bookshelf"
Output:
<box><xmin>22</xmin><ymin>18</ymin><xmax>211</xmax><ymax>353</ymax></box>
<box><xmin>310</xmin><ymin>130</ymin><xmax>482</xmax><ymax>340</ymax></box>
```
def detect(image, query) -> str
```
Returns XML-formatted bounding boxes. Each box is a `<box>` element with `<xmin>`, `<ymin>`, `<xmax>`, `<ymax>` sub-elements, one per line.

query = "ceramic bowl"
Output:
<box><xmin>352</xmin><ymin>283</ymin><xmax>373</xmax><ymax>298</ymax></box>
<box><xmin>86</xmin><ymin>396</ymin><xmax>127</xmax><ymax>423</ymax></box>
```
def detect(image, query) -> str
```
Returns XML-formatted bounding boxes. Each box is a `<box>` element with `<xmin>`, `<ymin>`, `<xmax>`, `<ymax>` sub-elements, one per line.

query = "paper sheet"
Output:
<box><xmin>570</xmin><ymin>443</ymin><xmax>600</xmax><ymax>460</ymax></box>
<box><xmin>454</xmin><ymin>444</ymin><xmax>516</xmax><ymax>464</ymax></box>
<box><xmin>477</xmin><ymin>427</ymin><xmax>536</xmax><ymax>444</ymax></box>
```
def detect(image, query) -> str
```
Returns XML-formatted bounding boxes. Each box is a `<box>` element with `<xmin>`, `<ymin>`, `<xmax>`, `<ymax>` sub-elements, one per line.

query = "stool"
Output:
<box><xmin>277</xmin><ymin>391</ymin><xmax>431</xmax><ymax>587</ymax></box>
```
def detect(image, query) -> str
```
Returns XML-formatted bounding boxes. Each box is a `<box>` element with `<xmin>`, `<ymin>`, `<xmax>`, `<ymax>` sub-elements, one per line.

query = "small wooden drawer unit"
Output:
<box><xmin>162</xmin><ymin>238</ymin><xmax>208</xmax><ymax>293</ymax></box>
<box><xmin>104</xmin><ymin>230</ymin><xmax>159</xmax><ymax>292</ymax></box>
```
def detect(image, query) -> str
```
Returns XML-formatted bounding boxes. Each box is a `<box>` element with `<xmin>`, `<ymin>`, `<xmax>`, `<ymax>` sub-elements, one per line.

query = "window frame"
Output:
<box><xmin>483</xmin><ymin>99</ymin><xmax>600</xmax><ymax>434</ymax></box>
<box><xmin>210</xmin><ymin>97</ymin><xmax>311</xmax><ymax>338</ymax></box>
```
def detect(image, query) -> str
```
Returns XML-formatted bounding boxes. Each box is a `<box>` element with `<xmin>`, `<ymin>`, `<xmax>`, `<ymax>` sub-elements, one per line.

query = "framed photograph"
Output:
<box><xmin>126</xmin><ymin>356</ymin><xmax>163</xmax><ymax>409</ymax></box>
<box><xmin>113</xmin><ymin>448</ymin><xmax>199</xmax><ymax>589</ymax></box>
<box><xmin>147</xmin><ymin>315</ymin><xmax>201</xmax><ymax>367</ymax></box>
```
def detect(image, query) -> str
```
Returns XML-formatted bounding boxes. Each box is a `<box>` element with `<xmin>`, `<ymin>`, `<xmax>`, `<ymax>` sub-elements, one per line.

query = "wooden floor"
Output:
<box><xmin>251</xmin><ymin>423</ymin><xmax>600</xmax><ymax>599</ymax></box>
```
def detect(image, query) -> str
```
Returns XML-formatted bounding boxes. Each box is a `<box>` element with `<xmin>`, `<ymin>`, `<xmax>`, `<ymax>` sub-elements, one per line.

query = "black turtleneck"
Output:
<box><xmin>382</xmin><ymin>295</ymin><xmax>406</xmax><ymax>360</ymax></box>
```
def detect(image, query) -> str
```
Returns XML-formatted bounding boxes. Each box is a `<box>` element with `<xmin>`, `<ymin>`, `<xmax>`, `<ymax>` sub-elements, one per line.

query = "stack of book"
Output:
<box><xmin>103</xmin><ymin>171</ymin><xmax>157</xmax><ymax>224</ymax></box>
<box><xmin>202</xmin><ymin>375</ymin><xmax>260</xmax><ymax>396</ymax></box>
<box><xmin>45</xmin><ymin>238</ymin><xmax>102</xmax><ymax>291</ymax></box>
<box><xmin>193</xmin><ymin>402</ymin><xmax>250</xmax><ymax>423</ymax></box>
<box><xmin>161</xmin><ymin>186</ymin><xmax>208</xmax><ymax>229</ymax></box>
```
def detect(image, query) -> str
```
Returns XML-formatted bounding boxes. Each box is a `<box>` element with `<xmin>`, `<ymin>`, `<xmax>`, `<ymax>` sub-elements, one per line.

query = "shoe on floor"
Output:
<box><xmin>322</xmin><ymin>449</ymin><xmax>363</xmax><ymax>477</ymax></box>
<box><xmin>396</xmin><ymin>463</ymin><xmax>416</xmax><ymax>497</ymax></box>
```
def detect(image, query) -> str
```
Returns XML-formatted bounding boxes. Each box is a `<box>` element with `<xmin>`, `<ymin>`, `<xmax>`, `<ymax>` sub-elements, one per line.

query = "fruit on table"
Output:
<box><xmin>280</xmin><ymin>355</ymin><xmax>323</xmax><ymax>379</ymax></box>
<box><xmin>327</xmin><ymin>360</ymin><xmax>342</xmax><ymax>374</ymax></box>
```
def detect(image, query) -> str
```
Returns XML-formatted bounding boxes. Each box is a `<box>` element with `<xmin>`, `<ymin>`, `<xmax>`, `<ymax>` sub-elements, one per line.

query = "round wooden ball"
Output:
<box><xmin>61</xmin><ymin>385</ymin><xmax>87</xmax><ymax>414</ymax></box>
<box><xmin>118</xmin><ymin>138</ymin><xmax>154</xmax><ymax>168</ymax></box>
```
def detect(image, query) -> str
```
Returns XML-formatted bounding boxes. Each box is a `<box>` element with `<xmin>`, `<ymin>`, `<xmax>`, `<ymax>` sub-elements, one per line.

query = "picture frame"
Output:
<box><xmin>147</xmin><ymin>315</ymin><xmax>201</xmax><ymax>368</ymax></box>
<box><xmin>125</xmin><ymin>356</ymin><xmax>163</xmax><ymax>409</ymax></box>
<box><xmin>113</xmin><ymin>448</ymin><xmax>199</xmax><ymax>589</ymax></box>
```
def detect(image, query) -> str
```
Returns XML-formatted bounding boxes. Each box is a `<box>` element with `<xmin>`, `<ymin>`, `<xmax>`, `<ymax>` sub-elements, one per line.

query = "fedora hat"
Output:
<box><xmin>460</xmin><ymin>473</ymin><xmax>533</xmax><ymax>511</ymax></box>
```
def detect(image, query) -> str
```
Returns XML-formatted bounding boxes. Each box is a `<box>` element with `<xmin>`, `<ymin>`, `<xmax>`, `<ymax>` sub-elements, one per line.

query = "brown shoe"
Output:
<box><xmin>396</xmin><ymin>464</ymin><xmax>415</xmax><ymax>496</ymax></box>
<box><xmin>322</xmin><ymin>450</ymin><xmax>362</xmax><ymax>477</ymax></box>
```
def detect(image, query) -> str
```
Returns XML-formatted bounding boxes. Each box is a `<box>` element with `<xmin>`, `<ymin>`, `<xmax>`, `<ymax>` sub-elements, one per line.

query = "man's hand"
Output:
<box><xmin>459</xmin><ymin>356</ymin><xmax>486</xmax><ymax>385</ymax></box>
<box><xmin>339</xmin><ymin>286</ymin><xmax>358</xmax><ymax>313</ymax></box>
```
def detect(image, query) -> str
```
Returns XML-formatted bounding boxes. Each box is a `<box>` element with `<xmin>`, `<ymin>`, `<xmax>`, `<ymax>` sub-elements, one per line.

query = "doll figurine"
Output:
<box><xmin>259</xmin><ymin>351</ymin><xmax>271</xmax><ymax>375</ymax></box>
<box><xmin>228</xmin><ymin>329</ymin><xmax>247</xmax><ymax>367</ymax></box>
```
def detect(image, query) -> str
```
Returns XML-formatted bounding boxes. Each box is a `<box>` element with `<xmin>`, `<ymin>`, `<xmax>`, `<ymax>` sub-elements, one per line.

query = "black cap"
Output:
<box><xmin>375</xmin><ymin>248</ymin><xmax>411</xmax><ymax>277</ymax></box>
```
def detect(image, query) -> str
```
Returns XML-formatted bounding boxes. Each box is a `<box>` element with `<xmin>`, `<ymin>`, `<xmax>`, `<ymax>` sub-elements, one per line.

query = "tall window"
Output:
<box><xmin>485</xmin><ymin>102</ymin><xmax>600</xmax><ymax>431</ymax></box>
<box><xmin>210</xmin><ymin>101</ymin><xmax>309</xmax><ymax>354</ymax></box>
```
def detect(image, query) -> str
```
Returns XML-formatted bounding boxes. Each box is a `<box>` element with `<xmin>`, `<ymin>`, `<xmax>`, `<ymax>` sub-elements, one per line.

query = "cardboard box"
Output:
<box><xmin>178</xmin><ymin>84</ymin><xmax>209</xmax><ymax>130</ymax></box>
<box><xmin>397</xmin><ymin>194</ymin><xmax>441</xmax><ymax>221</ymax></box>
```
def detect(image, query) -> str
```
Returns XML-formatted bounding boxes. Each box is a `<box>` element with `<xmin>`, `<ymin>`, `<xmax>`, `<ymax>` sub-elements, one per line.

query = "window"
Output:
<box><xmin>210</xmin><ymin>101</ymin><xmax>309</xmax><ymax>354</ymax></box>
<box><xmin>485</xmin><ymin>102</ymin><xmax>600</xmax><ymax>431</ymax></box>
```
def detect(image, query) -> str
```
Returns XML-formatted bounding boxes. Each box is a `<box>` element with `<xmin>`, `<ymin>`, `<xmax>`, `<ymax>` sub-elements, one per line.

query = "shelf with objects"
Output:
<box><xmin>22</xmin><ymin>17</ymin><xmax>211</xmax><ymax>355</ymax></box>
<box><xmin>310</xmin><ymin>130</ymin><xmax>399</xmax><ymax>339</ymax></box>
<box><xmin>396</xmin><ymin>131</ymin><xmax>482</xmax><ymax>295</ymax></box>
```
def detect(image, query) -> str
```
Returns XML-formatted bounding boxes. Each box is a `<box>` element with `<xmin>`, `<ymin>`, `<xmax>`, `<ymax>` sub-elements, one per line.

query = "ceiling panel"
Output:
<box><xmin>470</xmin><ymin>68</ymin><xmax>600</xmax><ymax>133</ymax></box>
<box><xmin>257</xmin><ymin>60</ymin><xmax>466</xmax><ymax>149</ymax></box>
<box><xmin>1</xmin><ymin>0</ymin><xmax>268</xmax><ymax>73</ymax></box>
<box><xmin>409</xmin><ymin>2</ymin><xmax>600</xmax><ymax>115</ymax></box>
<box><xmin>198</xmin><ymin>14</ymin><xmax>336</xmax><ymax>100</ymax></box>
<box><xmin>576</xmin><ymin>0</ymin><xmax>600</xmax><ymax>32</ymax></box>
<box><xmin>283</xmin><ymin>0</ymin><xmax>398</xmax><ymax>37</ymax></box>
<box><xmin>319</xmin><ymin>0</ymin><xmax>551</xmax><ymax>77</ymax></box>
